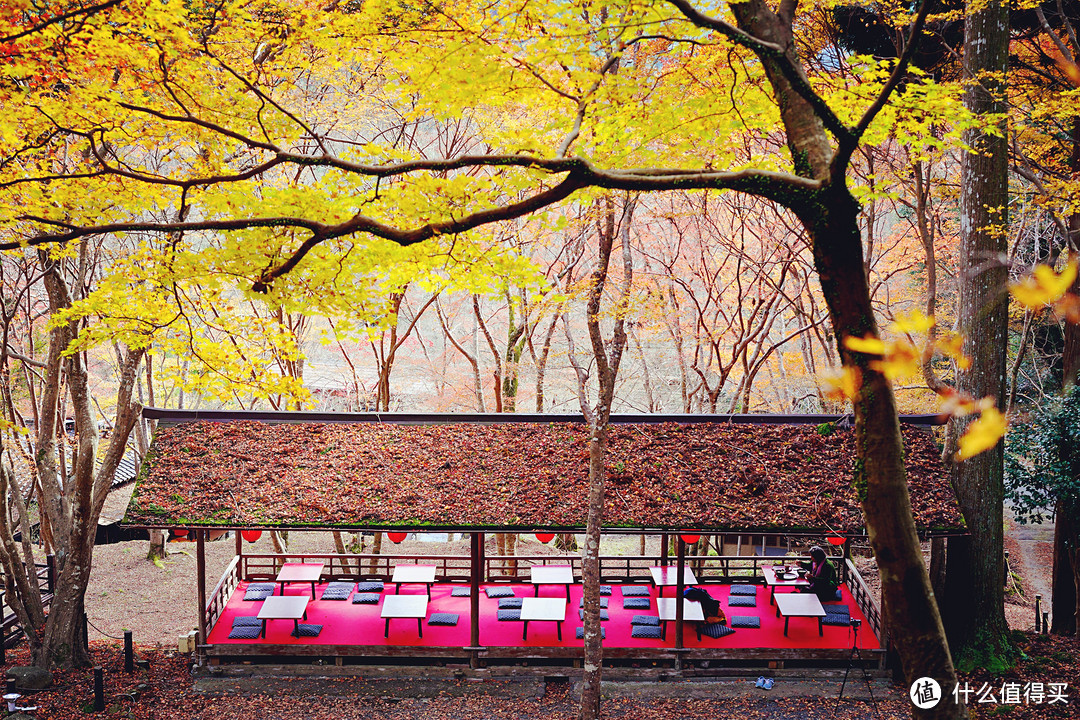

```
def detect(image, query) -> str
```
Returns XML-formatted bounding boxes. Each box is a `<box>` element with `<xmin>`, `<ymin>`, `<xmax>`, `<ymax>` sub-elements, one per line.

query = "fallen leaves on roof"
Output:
<box><xmin>124</xmin><ymin>421</ymin><xmax>963</xmax><ymax>532</ymax></box>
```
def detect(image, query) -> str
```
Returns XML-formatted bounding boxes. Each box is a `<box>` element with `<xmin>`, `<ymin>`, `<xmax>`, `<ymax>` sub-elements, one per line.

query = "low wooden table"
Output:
<box><xmin>531</xmin><ymin>565</ymin><xmax>574</xmax><ymax>603</ymax></box>
<box><xmin>774</xmin><ymin>593</ymin><xmax>826</xmax><ymax>636</ymax></box>
<box><xmin>275</xmin><ymin>562</ymin><xmax>325</xmax><ymax>597</ymax></box>
<box><xmin>257</xmin><ymin>595</ymin><xmax>309</xmax><ymax>638</ymax></box>
<box><xmin>381</xmin><ymin>594</ymin><xmax>429</xmax><ymax>638</ymax></box>
<box><xmin>649</xmin><ymin>566</ymin><xmax>698</xmax><ymax>596</ymax></box>
<box><xmin>391</xmin><ymin>564</ymin><xmax>437</xmax><ymax>595</ymax></box>
<box><xmin>520</xmin><ymin>597</ymin><xmax>567</xmax><ymax>640</ymax></box>
<box><xmin>656</xmin><ymin>597</ymin><xmax>705</xmax><ymax>641</ymax></box>
<box><xmin>762</xmin><ymin>565</ymin><xmax>810</xmax><ymax>605</ymax></box>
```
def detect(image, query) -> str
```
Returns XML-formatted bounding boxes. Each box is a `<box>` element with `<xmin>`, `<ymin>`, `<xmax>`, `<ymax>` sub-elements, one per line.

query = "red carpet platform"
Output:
<box><xmin>208</xmin><ymin>581</ymin><xmax>879</xmax><ymax>652</ymax></box>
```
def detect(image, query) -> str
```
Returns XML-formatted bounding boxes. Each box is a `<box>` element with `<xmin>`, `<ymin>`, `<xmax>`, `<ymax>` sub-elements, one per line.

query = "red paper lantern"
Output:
<box><xmin>172</xmin><ymin>528</ymin><xmax>188</xmax><ymax>537</ymax></box>
<box><xmin>241</xmin><ymin>530</ymin><xmax>262</xmax><ymax>543</ymax></box>
<box><xmin>387</xmin><ymin>532</ymin><xmax>408</xmax><ymax>544</ymax></box>
<box><xmin>827</xmin><ymin>535</ymin><xmax>846</xmax><ymax>546</ymax></box>
<box><xmin>679</xmin><ymin>532</ymin><xmax>701</xmax><ymax>545</ymax></box>
<box><xmin>535</xmin><ymin>532</ymin><xmax>555</xmax><ymax>543</ymax></box>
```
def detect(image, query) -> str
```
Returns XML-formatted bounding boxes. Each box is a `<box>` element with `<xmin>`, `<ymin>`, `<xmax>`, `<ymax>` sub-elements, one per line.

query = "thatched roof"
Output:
<box><xmin>123</xmin><ymin>410</ymin><xmax>963</xmax><ymax>534</ymax></box>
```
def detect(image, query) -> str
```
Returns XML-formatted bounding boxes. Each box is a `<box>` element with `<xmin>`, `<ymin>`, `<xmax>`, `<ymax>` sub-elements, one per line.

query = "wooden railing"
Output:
<box><xmin>239</xmin><ymin>553</ymin><xmax>473</xmax><ymax>583</ymax></box>
<box><xmin>845</xmin><ymin>558</ymin><xmax>885</xmax><ymax>645</ymax></box>
<box><xmin>1</xmin><ymin>557</ymin><xmax>55</xmax><ymax>654</ymax></box>
<box><xmin>204</xmin><ymin>556</ymin><xmax>240</xmax><ymax>634</ymax></box>
<box><xmin>232</xmin><ymin>551</ymin><xmax>816</xmax><ymax>586</ymax></box>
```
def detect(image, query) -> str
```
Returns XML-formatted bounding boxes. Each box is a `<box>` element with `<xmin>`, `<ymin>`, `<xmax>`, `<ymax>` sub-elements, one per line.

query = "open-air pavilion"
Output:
<box><xmin>123</xmin><ymin>408</ymin><xmax>965</xmax><ymax>674</ymax></box>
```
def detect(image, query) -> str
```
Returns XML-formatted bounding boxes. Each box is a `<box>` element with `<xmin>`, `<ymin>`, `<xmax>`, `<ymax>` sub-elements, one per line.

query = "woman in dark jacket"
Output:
<box><xmin>799</xmin><ymin>546</ymin><xmax>839</xmax><ymax>602</ymax></box>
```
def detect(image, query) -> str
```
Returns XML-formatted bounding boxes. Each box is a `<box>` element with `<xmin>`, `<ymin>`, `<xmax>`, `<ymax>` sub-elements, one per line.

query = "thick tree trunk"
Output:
<box><xmin>1051</xmin><ymin>499</ymin><xmax>1079</xmax><ymax>635</ymax></box>
<box><xmin>942</xmin><ymin>0</ymin><xmax>1012</xmax><ymax>673</ymax></box>
<box><xmin>803</xmin><ymin>184</ymin><xmax>965</xmax><ymax>718</ymax></box>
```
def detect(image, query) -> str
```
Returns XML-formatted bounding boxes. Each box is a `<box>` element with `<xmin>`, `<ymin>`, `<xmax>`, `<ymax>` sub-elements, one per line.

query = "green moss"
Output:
<box><xmin>954</xmin><ymin>626</ymin><xmax>1019</xmax><ymax>674</ymax></box>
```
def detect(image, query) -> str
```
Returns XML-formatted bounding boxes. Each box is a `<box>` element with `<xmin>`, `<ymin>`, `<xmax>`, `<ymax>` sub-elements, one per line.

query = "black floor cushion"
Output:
<box><xmin>729</xmin><ymin>584</ymin><xmax>757</xmax><ymax>596</ymax></box>
<box><xmin>822</xmin><ymin>613</ymin><xmax>851</xmax><ymax>626</ymax></box>
<box><xmin>623</xmin><ymin>597</ymin><xmax>651</xmax><ymax>609</ymax></box>
<box><xmin>321</xmin><ymin>582</ymin><xmax>353</xmax><ymax>600</ymax></box>
<box><xmin>496</xmin><ymin>608</ymin><xmax>521</xmax><ymax>621</ymax></box>
<box><xmin>352</xmin><ymin>593</ymin><xmax>380</xmax><ymax>604</ymax></box>
<box><xmin>498</xmin><ymin>598</ymin><xmax>523</xmax><ymax>609</ymax></box>
<box><xmin>621</xmin><ymin>586</ymin><xmax>650</xmax><ymax>596</ymax></box>
<box><xmin>291</xmin><ymin>623</ymin><xmax>323</xmax><ymax>638</ymax></box>
<box><xmin>247</xmin><ymin>583</ymin><xmax>275</xmax><ymax>592</ymax></box>
<box><xmin>730</xmin><ymin>615</ymin><xmax>761</xmax><ymax>628</ymax></box>
<box><xmin>631</xmin><ymin>625</ymin><xmax>662</xmax><ymax>639</ymax></box>
<box><xmin>578</xmin><ymin>597</ymin><xmax>609</xmax><ymax>608</ymax></box>
<box><xmin>822</xmin><ymin>603</ymin><xmax>850</xmax><ymax>615</ymax></box>
<box><xmin>243</xmin><ymin>588</ymin><xmax>272</xmax><ymax>601</ymax></box>
<box><xmin>356</xmin><ymin>581</ymin><xmax>385</xmax><ymax>592</ymax></box>
<box><xmin>575</xmin><ymin>627</ymin><xmax>605</xmax><ymax>639</ymax></box>
<box><xmin>428</xmin><ymin>613</ymin><xmax>459</xmax><ymax>626</ymax></box>
<box><xmin>227</xmin><ymin>625</ymin><xmax>261</xmax><ymax>639</ymax></box>
<box><xmin>728</xmin><ymin>596</ymin><xmax>756</xmax><ymax>607</ymax></box>
<box><xmin>451</xmin><ymin>587</ymin><xmax>471</xmax><ymax>597</ymax></box>
<box><xmin>232</xmin><ymin>616</ymin><xmax>261</xmax><ymax>627</ymax></box>
<box><xmin>485</xmin><ymin>587</ymin><xmax>515</xmax><ymax>598</ymax></box>
<box><xmin>630</xmin><ymin>615</ymin><xmax>660</xmax><ymax>626</ymax></box>
<box><xmin>578</xmin><ymin>609</ymin><xmax>609</xmax><ymax>621</ymax></box>
<box><xmin>599</xmin><ymin>586</ymin><xmax>612</xmax><ymax>596</ymax></box>
<box><xmin>702</xmin><ymin>623</ymin><xmax>736</xmax><ymax>639</ymax></box>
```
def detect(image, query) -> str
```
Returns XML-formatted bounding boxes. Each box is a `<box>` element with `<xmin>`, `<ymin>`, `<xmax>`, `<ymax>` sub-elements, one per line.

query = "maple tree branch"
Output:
<box><xmin>0</xmin><ymin>0</ymin><xmax>125</xmax><ymax>44</ymax></box>
<box><xmin>832</xmin><ymin>0</ymin><xmax>936</xmax><ymax>179</ymax></box>
<box><xmin>664</xmin><ymin>0</ymin><xmax>852</xmax><ymax>144</ymax></box>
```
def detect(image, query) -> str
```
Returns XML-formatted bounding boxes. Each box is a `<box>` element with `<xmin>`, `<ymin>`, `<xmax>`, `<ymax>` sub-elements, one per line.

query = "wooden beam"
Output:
<box><xmin>470</xmin><ymin>531</ymin><xmax>483</xmax><ymax>667</ymax></box>
<box><xmin>675</xmin><ymin>537</ymin><xmax>686</xmax><ymax>656</ymax></box>
<box><xmin>196</xmin><ymin>529</ymin><xmax>207</xmax><ymax>655</ymax></box>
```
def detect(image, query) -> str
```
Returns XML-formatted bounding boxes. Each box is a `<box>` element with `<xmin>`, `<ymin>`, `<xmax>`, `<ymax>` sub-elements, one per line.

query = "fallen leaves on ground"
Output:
<box><xmin>127</xmin><ymin>421</ymin><xmax>962</xmax><ymax>533</ymax></box>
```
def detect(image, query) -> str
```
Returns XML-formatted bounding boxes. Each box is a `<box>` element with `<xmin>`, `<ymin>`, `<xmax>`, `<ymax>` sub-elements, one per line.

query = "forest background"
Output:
<box><xmin>1</xmin><ymin>1</ymin><xmax>1079</xmax><ymax>719</ymax></box>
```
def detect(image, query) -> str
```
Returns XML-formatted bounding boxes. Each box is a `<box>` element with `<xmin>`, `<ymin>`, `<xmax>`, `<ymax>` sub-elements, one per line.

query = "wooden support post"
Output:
<box><xmin>469</xmin><ymin>532</ymin><xmax>483</xmax><ymax>668</ymax></box>
<box><xmin>93</xmin><ymin>666</ymin><xmax>105</xmax><ymax>711</ymax></box>
<box><xmin>660</xmin><ymin>533</ymin><xmax>669</xmax><ymax>566</ymax></box>
<box><xmin>196</xmin><ymin>529</ymin><xmax>207</xmax><ymax>656</ymax></box>
<box><xmin>675</xmin><ymin>537</ymin><xmax>686</xmax><ymax>653</ymax></box>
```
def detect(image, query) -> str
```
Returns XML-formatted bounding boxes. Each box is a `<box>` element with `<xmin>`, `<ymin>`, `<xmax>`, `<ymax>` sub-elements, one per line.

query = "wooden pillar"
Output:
<box><xmin>196</xmin><ymin>529</ymin><xmax>207</xmax><ymax>654</ymax></box>
<box><xmin>660</xmin><ymin>533</ymin><xmax>669</xmax><ymax>566</ymax></box>
<box><xmin>674</xmin><ymin>537</ymin><xmax>686</xmax><ymax>655</ymax></box>
<box><xmin>235</xmin><ymin>528</ymin><xmax>243</xmax><ymax>576</ymax></box>
<box><xmin>469</xmin><ymin>531</ymin><xmax>484</xmax><ymax>668</ymax></box>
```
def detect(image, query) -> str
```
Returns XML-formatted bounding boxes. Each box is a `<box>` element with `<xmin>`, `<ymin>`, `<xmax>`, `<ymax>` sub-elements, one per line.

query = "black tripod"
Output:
<box><xmin>837</xmin><ymin>619</ymin><xmax>880</xmax><ymax>716</ymax></box>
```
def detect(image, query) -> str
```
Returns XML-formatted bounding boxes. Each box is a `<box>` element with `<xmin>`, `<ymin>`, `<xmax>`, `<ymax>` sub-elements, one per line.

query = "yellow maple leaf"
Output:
<box><xmin>1010</xmin><ymin>258</ymin><xmax>1078</xmax><ymax>308</ymax></box>
<box><xmin>843</xmin><ymin>335</ymin><xmax>886</xmax><ymax>355</ymax></box>
<box><xmin>822</xmin><ymin>366</ymin><xmax>861</xmax><ymax>402</ymax></box>
<box><xmin>955</xmin><ymin>406</ymin><xmax>1007</xmax><ymax>461</ymax></box>
<box><xmin>889</xmin><ymin>311</ymin><xmax>936</xmax><ymax>335</ymax></box>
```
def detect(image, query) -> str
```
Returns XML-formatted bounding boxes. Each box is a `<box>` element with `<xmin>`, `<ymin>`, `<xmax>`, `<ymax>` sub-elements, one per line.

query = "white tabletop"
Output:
<box><xmin>381</xmin><ymin>594</ymin><xmax>429</xmax><ymax>619</ymax></box>
<box><xmin>656</xmin><ymin>598</ymin><xmax>705</xmax><ymax>622</ymax></box>
<box><xmin>521</xmin><ymin>597</ymin><xmax>567</xmax><ymax>622</ymax></box>
<box><xmin>258</xmin><ymin>595</ymin><xmax>309</xmax><ymax>620</ymax></box>
<box><xmin>391</xmin><ymin>565</ymin><xmax>437</xmax><ymax>583</ymax></box>
<box><xmin>530</xmin><ymin>565</ymin><xmax>574</xmax><ymax>584</ymax></box>
<box><xmin>649</xmin><ymin>566</ymin><xmax>698</xmax><ymax>587</ymax></box>
<box><xmin>774</xmin><ymin>593</ymin><xmax>826</xmax><ymax>618</ymax></box>
<box><xmin>275</xmin><ymin>562</ymin><xmax>325</xmax><ymax>583</ymax></box>
<box><xmin>762</xmin><ymin>565</ymin><xmax>810</xmax><ymax>587</ymax></box>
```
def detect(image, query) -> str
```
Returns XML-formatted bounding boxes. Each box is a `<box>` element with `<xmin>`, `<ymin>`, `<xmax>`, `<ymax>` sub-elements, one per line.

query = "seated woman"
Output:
<box><xmin>799</xmin><ymin>546</ymin><xmax>839</xmax><ymax>602</ymax></box>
